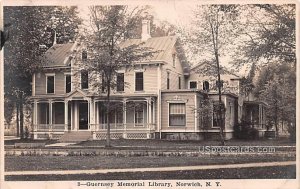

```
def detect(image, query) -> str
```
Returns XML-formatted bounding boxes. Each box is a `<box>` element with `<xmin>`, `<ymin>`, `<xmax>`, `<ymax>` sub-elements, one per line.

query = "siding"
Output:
<box><xmin>35</xmin><ymin>71</ymin><xmax>68</xmax><ymax>95</ymax></box>
<box><xmin>161</xmin><ymin>92</ymin><xmax>197</xmax><ymax>131</ymax></box>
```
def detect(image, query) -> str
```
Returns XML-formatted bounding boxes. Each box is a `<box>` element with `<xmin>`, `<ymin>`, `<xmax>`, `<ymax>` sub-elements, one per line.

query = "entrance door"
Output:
<box><xmin>79</xmin><ymin>102</ymin><xmax>89</xmax><ymax>130</ymax></box>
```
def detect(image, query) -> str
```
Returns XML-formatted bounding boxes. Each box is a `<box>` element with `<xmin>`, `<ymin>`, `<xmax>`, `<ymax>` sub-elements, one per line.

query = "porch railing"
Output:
<box><xmin>91</xmin><ymin>123</ymin><xmax>156</xmax><ymax>132</ymax></box>
<box><xmin>34</xmin><ymin>124</ymin><xmax>66</xmax><ymax>132</ymax></box>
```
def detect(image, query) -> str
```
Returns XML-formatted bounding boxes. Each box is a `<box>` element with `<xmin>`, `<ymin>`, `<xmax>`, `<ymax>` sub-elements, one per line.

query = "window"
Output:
<box><xmin>178</xmin><ymin>76</ymin><xmax>181</xmax><ymax>89</ymax></box>
<box><xmin>82</xmin><ymin>50</ymin><xmax>87</xmax><ymax>60</ymax></box>
<box><xmin>46</xmin><ymin>75</ymin><xmax>54</xmax><ymax>94</ymax></box>
<box><xmin>135</xmin><ymin>105</ymin><xmax>144</xmax><ymax>126</ymax></box>
<box><xmin>189</xmin><ymin>81</ymin><xmax>197</xmax><ymax>89</ymax></box>
<box><xmin>212</xmin><ymin>102</ymin><xmax>225</xmax><ymax>128</ymax></box>
<box><xmin>169</xmin><ymin>103</ymin><xmax>186</xmax><ymax>126</ymax></box>
<box><xmin>135</xmin><ymin>72</ymin><xmax>144</xmax><ymax>91</ymax></box>
<box><xmin>216</xmin><ymin>80</ymin><xmax>224</xmax><ymax>89</ymax></box>
<box><xmin>167</xmin><ymin>72</ymin><xmax>170</xmax><ymax>89</ymax></box>
<box><xmin>203</xmin><ymin>81</ymin><xmax>210</xmax><ymax>91</ymax></box>
<box><xmin>101</xmin><ymin>76</ymin><xmax>105</xmax><ymax>92</ymax></box>
<box><xmin>116</xmin><ymin>73</ymin><xmax>124</xmax><ymax>92</ymax></box>
<box><xmin>65</xmin><ymin>74</ymin><xmax>71</xmax><ymax>93</ymax></box>
<box><xmin>172</xmin><ymin>53</ymin><xmax>176</xmax><ymax>67</ymax></box>
<box><xmin>81</xmin><ymin>70</ymin><xmax>88</xmax><ymax>89</ymax></box>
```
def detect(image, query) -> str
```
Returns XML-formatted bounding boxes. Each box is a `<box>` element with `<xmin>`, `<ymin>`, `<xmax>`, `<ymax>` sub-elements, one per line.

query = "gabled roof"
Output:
<box><xmin>191</xmin><ymin>61</ymin><xmax>240</xmax><ymax>79</ymax></box>
<box><xmin>119</xmin><ymin>36</ymin><xmax>177</xmax><ymax>62</ymax></box>
<box><xmin>41</xmin><ymin>43</ymin><xmax>75</xmax><ymax>66</ymax></box>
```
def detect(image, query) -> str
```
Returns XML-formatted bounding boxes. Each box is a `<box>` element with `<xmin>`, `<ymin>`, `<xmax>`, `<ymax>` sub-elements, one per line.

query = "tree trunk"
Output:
<box><xmin>16</xmin><ymin>101</ymin><xmax>20</xmax><ymax>137</ymax></box>
<box><xmin>215</xmin><ymin>51</ymin><xmax>225</xmax><ymax>146</ymax></box>
<box><xmin>19</xmin><ymin>94</ymin><xmax>24</xmax><ymax>139</ymax></box>
<box><xmin>106</xmin><ymin>84</ymin><xmax>111</xmax><ymax>147</ymax></box>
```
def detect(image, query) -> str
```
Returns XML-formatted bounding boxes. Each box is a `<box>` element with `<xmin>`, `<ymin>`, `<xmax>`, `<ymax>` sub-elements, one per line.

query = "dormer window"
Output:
<box><xmin>82</xmin><ymin>50</ymin><xmax>87</xmax><ymax>60</ymax></box>
<box><xmin>203</xmin><ymin>81</ymin><xmax>210</xmax><ymax>91</ymax></box>
<box><xmin>189</xmin><ymin>81</ymin><xmax>197</xmax><ymax>89</ymax></box>
<box><xmin>172</xmin><ymin>53</ymin><xmax>176</xmax><ymax>67</ymax></box>
<box><xmin>216</xmin><ymin>80</ymin><xmax>224</xmax><ymax>90</ymax></box>
<box><xmin>81</xmin><ymin>70</ymin><xmax>88</xmax><ymax>89</ymax></box>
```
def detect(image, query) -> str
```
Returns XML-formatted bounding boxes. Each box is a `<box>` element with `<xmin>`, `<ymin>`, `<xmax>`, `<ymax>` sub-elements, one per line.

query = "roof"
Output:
<box><xmin>191</xmin><ymin>61</ymin><xmax>240</xmax><ymax>79</ymax></box>
<box><xmin>42</xmin><ymin>43</ymin><xmax>75</xmax><ymax>66</ymax></box>
<box><xmin>119</xmin><ymin>36</ymin><xmax>177</xmax><ymax>62</ymax></box>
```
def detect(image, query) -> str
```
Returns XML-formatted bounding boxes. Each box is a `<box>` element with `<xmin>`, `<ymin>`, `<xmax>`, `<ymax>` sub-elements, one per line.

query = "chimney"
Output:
<box><xmin>141</xmin><ymin>19</ymin><xmax>151</xmax><ymax>41</ymax></box>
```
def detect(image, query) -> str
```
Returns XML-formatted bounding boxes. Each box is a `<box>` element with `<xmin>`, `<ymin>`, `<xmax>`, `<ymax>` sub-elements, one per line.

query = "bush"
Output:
<box><xmin>234</xmin><ymin>120</ymin><xmax>259</xmax><ymax>140</ymax></box>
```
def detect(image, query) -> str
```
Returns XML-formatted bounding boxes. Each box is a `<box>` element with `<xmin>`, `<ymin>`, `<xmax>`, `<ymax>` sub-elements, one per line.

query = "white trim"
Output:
<box><xmin>45</xmin><ymin>73</ymin><xmax>55</xmax><ymax>94</ymax></box>
<box><xmin>188</xmin><ymin>80</ymin><xmax>198</xmax><ymax>89</ymax></box>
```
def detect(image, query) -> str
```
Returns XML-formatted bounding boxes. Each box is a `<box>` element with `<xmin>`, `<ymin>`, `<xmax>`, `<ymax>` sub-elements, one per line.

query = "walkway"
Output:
<box><xmin>5</xmin><ymin>161</ymin><xmax>295</xmax><ymax>176</ymax></box>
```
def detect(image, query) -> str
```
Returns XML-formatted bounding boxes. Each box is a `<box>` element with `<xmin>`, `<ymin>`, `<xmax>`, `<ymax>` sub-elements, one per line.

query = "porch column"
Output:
<box><xmin>33</xmin><ymin>100</ymin><xmax>38</xmax><ymax>131</ymax></box>
<box><xmin>89</xmin><ymin>99</ymin><xmax>95</xmax><ymax>131</ymax></box>
<box><xmin>49</xmin><ymin>100</ymin><xmax>53</xmax><ymax>139</ymax></box>
<box><xmin>64</xmin><ymin>100</ymin><xmax>68</xmax><ymax>131</ymax></box>
<box><xmin>123</xmin><ymin>98</ymin><xmax>127</xmax><ymax>138</ymax></box>
<box><xmin>259</xmin><ymin>104</ymin><xmax>262</xmax><ymax>129</ymax></box>
<box><xmin>96</xmin><ymin>101</ymin><xmax>99</xmax><ymax>131</ymax></box>
<box><xmin>149</xmin><ymin>98</ymin><xmax>152</xmax><ymax>127</ymax></box>
<box><xmin>33</xmin><ymin>100</ymin><xmax>38</xmax><ymax>139</ymax></box>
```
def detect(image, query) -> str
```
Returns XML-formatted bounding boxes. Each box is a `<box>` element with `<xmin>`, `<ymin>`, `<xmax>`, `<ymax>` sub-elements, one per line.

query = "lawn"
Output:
<box><xmin>5</xmin><ymin>155</ymin><xmax>295</xmax><ymax>172</ymax></box>
<box><xmin>5</xmin><ymin>165</ymin><xmax>296</xmax><ymax>180</ymax></box>
<box><xmin>74</xmin><ymin>138</ymin><xmax>295</xmax><ymax>148</ymax></box>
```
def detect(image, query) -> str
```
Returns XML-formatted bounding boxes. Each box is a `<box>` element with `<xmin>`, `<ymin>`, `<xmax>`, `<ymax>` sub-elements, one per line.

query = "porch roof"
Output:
<box><xmin>244</xmin><ymin>100</ymin><xmax>268</xmax><ymax>107</ymax></box>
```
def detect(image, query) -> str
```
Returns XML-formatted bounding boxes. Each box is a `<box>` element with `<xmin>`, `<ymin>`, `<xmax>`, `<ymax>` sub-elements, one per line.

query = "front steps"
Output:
<box><xmin>59</xmin><ymin>131</ymin><xmax>93</xmax><ymax>142</ymax></box>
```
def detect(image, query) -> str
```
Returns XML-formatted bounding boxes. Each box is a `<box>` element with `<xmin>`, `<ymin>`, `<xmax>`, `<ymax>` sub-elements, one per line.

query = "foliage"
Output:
<box><xmin>4</xmin><ymin>6</ymin><xmax>81</xmax><ymax>138</ymax></box>
<box><xmin>186</xmin><ymin>5</ymin><xmax>240</xmax><ymax>145</ymax></box>
<box><xmin>234</xmin><ymin>120</ymin><xmax>259</xmax><ymax>140</ymax></box>
<box><xmin>232</xmin><ymin>4</ymin><xmax>296</xmax><ymax>68</ymax></box>
<box><xmin>79</xmin><ymin>5</ymin><xmax>155</xmax><ymax>147</ymax></box>
<box><xmin>254</xmin><ymin>62</ymin><xmax>296</xmax><ymax>136</ymax></box>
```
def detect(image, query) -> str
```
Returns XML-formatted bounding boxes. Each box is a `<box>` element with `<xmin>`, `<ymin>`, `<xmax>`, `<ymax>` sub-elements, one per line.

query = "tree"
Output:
<box><xmin>79</xmin><ymin>6</ymin><xmax>154</xmax><ymax>147</ymax></box>
<box><xmin>254</xmin><ymin>62</ymin><xmax>296</xmax><ymax>137</ymax></box>
<box><xmin>4</xmin><ymin>6</ymin><xmax>81</xmax><ymax>138</ymax></box>
<box><xmin>232</xmin><ymin>4</ymin><xmax>295</xmax><ymax>68</ymax></box>
<box><xmin>186</xmin><ymin>5</ymin><xmax>239</xmax><ymax>145</ymax></box>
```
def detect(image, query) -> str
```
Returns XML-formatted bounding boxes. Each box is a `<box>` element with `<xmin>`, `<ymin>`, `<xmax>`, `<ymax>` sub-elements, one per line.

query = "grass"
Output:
<box><xmin>73</xmin><ymin>138</ymin><xmax>295</xmax><ymax>148</ymax></box>
<box><xmin>5</xmin><ymin>155</ymin><xmax>295</xmax><ymax>172</ymax></box>
<box><xmin>5</xmin><ymin>165</ymin><xmax>296</xmax><ymax>180</ymax></box>
<box><xmin>4</xmin><ymin>139</ymin><xmax>58</xmax><ymax>146</ymax></box>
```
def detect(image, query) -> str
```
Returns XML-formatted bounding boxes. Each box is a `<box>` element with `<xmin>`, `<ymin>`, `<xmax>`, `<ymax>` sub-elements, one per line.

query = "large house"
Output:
<box><xmin>30</xmin><ymin>20</ymin><xmax>267</xmax><ymax>141</ymax></box>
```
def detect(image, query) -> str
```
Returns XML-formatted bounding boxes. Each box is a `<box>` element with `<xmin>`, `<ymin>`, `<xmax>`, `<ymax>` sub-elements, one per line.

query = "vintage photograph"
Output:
<box><xmin>1</xmin><ymin>0</ymin><xmax>297</xmax><ymax>187</ymax></box>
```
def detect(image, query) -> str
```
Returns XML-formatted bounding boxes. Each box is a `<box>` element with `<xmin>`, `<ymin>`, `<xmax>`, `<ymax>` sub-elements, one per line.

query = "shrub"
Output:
<box><xmin>234</xmin><ymin>120</ymin><xmax>259</xmax><ymax>140</ymax></box>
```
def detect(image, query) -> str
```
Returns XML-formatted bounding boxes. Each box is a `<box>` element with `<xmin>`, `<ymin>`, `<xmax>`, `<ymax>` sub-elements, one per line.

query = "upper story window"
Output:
<box><xmin>167</xmin><ymin>72</ymin><xmax>170</xmax><ymax>90</ymax></box>
<box><xmin>135</xmin><ymin>72</ymin><xmax>144</xmax><ymax>91</ymax></box>
<box><xmin>189</xmin><ymin>81</ymin><xmax>197</xmax><ymax>89</ymax></box>
<box><xmin>172</xmin><ymin>53</ymin><xmax>176</xmax><ymax>67</ymax></box>
<box><xmin>65</xmin><ymin>74</ymin><xmax>71</xmax><ymax>93</ymax></box>
<box><xmin>81</xmin><ymin>70</ymin><xmax>89</xmax><ymax>89</ymax></box>
<box><xmin>203</xmin><ymin>81</ymin><xmax>210</xmax><ymax>91</ymax></box>
<box><xmin>178</xmin><ymin>76</ymin><xmax>181</xmax><ymax>89</ymax></box>
<box><xmin>46</xmin><ymin>74</ymin><xmax>55</xmax><ymax>94</ymax></box>
<box><xmin>101</xmin><ymin>76</ymin><xmax>106</xmax><ymax>93</ymax></box>
<box><xmin>116</xmin><ymin>73</ymin><xmax>124</xmax><ymax>92</ymax></box>
<box><xmin>216</xmin><ymin>80</ymin><xmax>224</xmax><ymax>90</ymax></box>
<box><xmin>82</xmin><ymin>50</ymin><xmax>87</xmax><ymax>60</ymax></box>
<box><xmin>169</xmin><ymin>103</ymin><xmax>186</xmax><ymax>126</ymax></box>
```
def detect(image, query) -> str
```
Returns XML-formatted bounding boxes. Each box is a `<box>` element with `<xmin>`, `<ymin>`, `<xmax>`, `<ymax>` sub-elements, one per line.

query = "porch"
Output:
<box><xmin>32</xmin><ymin>97</ymin><xmax>157</xmax><ymax>140</ymax></box>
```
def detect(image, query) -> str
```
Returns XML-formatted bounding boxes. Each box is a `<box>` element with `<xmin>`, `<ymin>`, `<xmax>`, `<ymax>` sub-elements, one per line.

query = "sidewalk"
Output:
<box><xmin>5</xmin><ymin>161</ymin><xmax>296</xmax><ymax>176</ymax></box>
